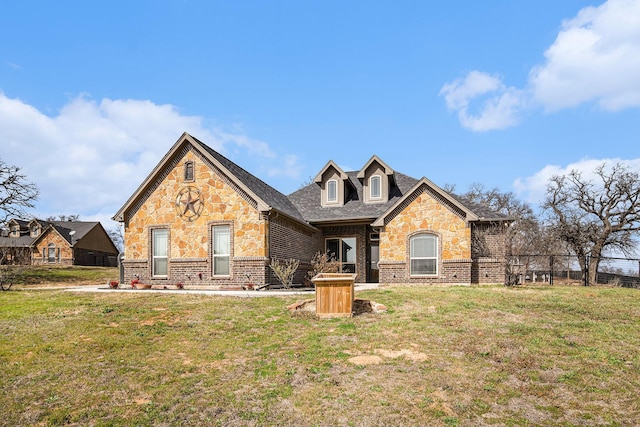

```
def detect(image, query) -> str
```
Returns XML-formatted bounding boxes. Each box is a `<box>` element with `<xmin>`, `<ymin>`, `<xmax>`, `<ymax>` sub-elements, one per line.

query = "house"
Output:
<box><xmin>113</xmin><ymin>132</ymin><xmax>509</xmax><ymax>287</ymax></box>
<box><xmin>0</xmin><ymin>219</ymin><xmax>120</xmax><ymax>266</ymax></box>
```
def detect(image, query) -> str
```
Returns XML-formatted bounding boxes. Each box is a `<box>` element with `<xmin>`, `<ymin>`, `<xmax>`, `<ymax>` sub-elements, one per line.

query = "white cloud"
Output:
<box><xmin>513</xmin><ymin>157</ymin><xmax>640</xmax><ymax>205</ymax></box>
<box><xmin>266</xmin><ymin>154</ymin><xmax>303</xmax><ymax>179</ymax></box>
<box><xmin>440</xmin><ymin>71</ymin><xmax>525</xmax><ymax>131</ymax></box>
<box><xmin>0</xmin><ymin>92</ymin><xmax>302</xmax><ymax>224</ymax></box>
<box><xmin>530</xmin><ymin>0</ymin><xmax>640</xmax><ymax>111</ymax></box>
<box><xmin>442</xmin><ymin>0</ymin><xmax>640</xmax><ymax>130</ymax></box>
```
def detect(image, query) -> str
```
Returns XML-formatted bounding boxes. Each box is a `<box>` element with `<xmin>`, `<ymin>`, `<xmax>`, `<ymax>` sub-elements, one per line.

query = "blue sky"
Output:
<box><xmin>1</xmin><ymin>0</ymin><xmax>639</xmax><ymax>230</ymax></box>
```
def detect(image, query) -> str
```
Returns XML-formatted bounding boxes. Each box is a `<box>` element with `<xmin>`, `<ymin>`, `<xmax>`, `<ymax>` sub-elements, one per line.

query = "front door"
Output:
<box><xmin>368</xmin><ymin>242</ymin><xmax>379</xmax><ymax>283</ymax></box>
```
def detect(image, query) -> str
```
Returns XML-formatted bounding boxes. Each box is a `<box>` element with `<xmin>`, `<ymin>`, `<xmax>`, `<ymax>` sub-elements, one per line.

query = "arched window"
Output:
<box><xmin>184</xmin><ymin>161</ymin><xmax>194</xmax><ymax>181</ymax></box>
<box><xmin>370</xmin><ymin>175</ymin><xmax>381</xmax><ymax>199</ymax></box>
<box><xmin>48</xmin><ymin>243</ymin><xmax>57</xmax><ymax>264</ymax></box>
<box><xmin>327</xmin><ymin>179</ymin><xmax>338</xmax><ymax>203</ymax></box>
<box><xmin>410</xmin><ymin>234</ymin><xmax>438</xmax><ymax>276</ymax></box>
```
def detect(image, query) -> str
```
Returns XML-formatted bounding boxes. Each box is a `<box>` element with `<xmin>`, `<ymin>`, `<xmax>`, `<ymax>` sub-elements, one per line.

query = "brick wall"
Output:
<box><xmin>471</xmin><ymin>222</ymin><xmax>507</xmax><ymax>259</ymax></box>
<box><xmin>316</xmin><ymin>224</ymin><xmax>368</xmax><ymax>283</ymax></box>
<box><xmin>268</xmin><ymin>214</ymin><xmax>319</xmax><ymax>285</ymax></box>
<box><xmin>472</xmin><ymin>258</ymin><xmax>504</xmax><ymax>284</ymax></box>
<box><xmin>379</xmin><ymin>259</ymin><xmax>472</xmax><ymax>284</ymax></box>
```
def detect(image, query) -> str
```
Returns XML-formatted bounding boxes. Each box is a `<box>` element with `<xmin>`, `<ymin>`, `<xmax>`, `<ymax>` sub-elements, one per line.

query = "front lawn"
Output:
<box><xmin>0</xmin><ymin>285</ymin><xmax>638</xmax><ymax>426</ymax></box>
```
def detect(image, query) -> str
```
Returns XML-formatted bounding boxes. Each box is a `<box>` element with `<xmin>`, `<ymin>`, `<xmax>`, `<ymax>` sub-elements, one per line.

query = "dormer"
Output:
<box><xmin>7</xmin><ymin>219</ymin><xmax>21</xmax><ymax>238</ymax></box>
<box><xmin>28</xmin><ymin>220</ymin><xmax>42</xmax><ymax>238</ymax></box>
<box><xmin>314</xmin><ymin>160</ymin><xmax>350</xmax><ymax>207</ymax></box>
<box><xmin>357</xmin><ymin>155</ymin><xmax>394</xmax><ymax>204</ymax></box>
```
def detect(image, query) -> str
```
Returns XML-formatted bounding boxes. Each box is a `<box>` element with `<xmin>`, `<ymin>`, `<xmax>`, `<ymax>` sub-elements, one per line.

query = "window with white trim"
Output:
<box><xmin>327</xmin><ymin>179</ymin><xmax>337</xmax><ymax>203</ymax></box>
<box><xmin>370</xmin><ymin>175</ymin><xmax>381</xmax><ymax>199</ymax></box>
<box><xmin>152</xmin><ymin>229</ymin><xmax>169</xmax><ymax>277</ymax></box>
<box><xmin>212</xmin><ymin>225</ymin><xmax>230</xmax><ymax>276</ymax></box>
<box><xmin>410</xmin><ymin>234</ymin><xmax>438</xmax><ymax>276</ymax></box>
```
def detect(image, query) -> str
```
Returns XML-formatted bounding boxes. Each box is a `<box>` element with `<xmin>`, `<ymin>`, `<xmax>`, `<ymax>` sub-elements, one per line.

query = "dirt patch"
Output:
<box><xmin>374</xmin><ymin>348</ymin><xmax>428</xmax><ymax>362</ymax></box>
<box><xmin>347</xmin><ymin>355</ymin><xmax>384</xmax><ymax>365</ymax></box>
<box><xmin>346</xmin><ymin>347</ymin><xmax>428</xmax><ymax>365</ymax></box>
<box><xmin>287</xmin><ymin>298</ymin><xmax>388</xmax><ymax>316</ymax></box>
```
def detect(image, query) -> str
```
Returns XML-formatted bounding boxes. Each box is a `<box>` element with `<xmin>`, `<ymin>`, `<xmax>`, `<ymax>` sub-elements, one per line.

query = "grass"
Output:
<box><xmin>1</xmin><ymin>284</ymin><xmax>639</xmax><ymax>426</ymax></box>
<box><xmin>4</xmin><ymin>265</ymin><xmax>118</xmax><ymax>286</ymax></box>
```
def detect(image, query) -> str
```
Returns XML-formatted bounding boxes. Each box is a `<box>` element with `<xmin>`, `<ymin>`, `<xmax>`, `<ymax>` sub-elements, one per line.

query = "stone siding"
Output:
<box><xmin>32</xmin><ymin>231</ymin><xmax>73</xmax><ymax>265</ymax></box>
<box><xmin>122</xmin><ymin>147</ymin><xmax>269</xmax><ymax>286</ymax></box>
<box><xmin>378</xmin><ymin>186</ymin><xmax>471</xmax><ymax>284</ymax></box>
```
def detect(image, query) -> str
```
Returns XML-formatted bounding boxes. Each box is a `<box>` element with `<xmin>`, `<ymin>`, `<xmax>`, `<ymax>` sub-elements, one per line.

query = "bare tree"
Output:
<box><xmin>0</xmin><ymin>159</ymin><xmax>39</xmax><ymax>223</ymax></box>
<box><xmin>46</xmin><ymin>214</ymin><xmax>80</xmax><ymax>222</ymax></box>
<box><xmin>458</xmin><ymin>183</ymin><xmax>552</xmax><ymax>284</ymax></box>
<box><xmin>544</xmin><ymin>162</ymin><xmax>640</xmax><ymax>285</ymax></box>
<box><xmin>459</xmin><ymin>183</ymin><xmax>547</xmax><ymax>255</ymax></box>
<box><xmin>0</xmin><ymin>243</ymin><xmax>28</xmax><ymax>291</ymax></box>
<box><xmin>107</xmin><ymin>225</ymin><xmax>124</xmax><ymax>252</ymax></box>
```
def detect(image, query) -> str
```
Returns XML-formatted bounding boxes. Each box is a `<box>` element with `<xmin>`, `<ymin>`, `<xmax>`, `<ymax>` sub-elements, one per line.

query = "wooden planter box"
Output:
<box><xmin>312</xmin><ymin>273</ymin><xmax>357</xmax><ymax>318</ymax></box>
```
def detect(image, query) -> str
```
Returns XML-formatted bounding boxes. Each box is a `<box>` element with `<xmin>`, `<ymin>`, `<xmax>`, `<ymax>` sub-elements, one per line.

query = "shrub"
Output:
<box><xmin>307</xmin><ymin>251</ymin><xmax>341</xmax><ymax>281</ymax></box>
<box><xmin>269</xmin><ymin>258</ymin><xmax>300</xmax><ymax>289</ymax></box>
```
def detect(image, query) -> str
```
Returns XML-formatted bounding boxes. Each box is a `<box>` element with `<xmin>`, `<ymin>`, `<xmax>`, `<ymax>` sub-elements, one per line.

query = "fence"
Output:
<box><xmin>506</xmin><ymin>254</ymin><xmax>640</xmax><ymax>288</ymax></box>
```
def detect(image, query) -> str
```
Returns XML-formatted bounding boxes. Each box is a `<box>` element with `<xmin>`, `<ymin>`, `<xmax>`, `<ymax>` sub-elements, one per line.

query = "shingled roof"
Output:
<box><xmin>112</xmin><ymin>132</ymin><xmax>508</xmax><ymax>228</ymax></box>
<box><xmin>0</xmin><ymin>220</ymin><xmax>107</xmax><ymax>248</ymax></box>
<box><xmin>289</xmin><ymin>171</ymin><xmax>419</xmax><ymax>223</ymax></box>
<box><xmin>192</xmin><ymin>135</ymin><xmax>306</xmax><ymax>223</ymax></box>
<box><xmin>289</xmin><ymin>170</ymin><xmax>509</xmax><ymax>225</ymax></box>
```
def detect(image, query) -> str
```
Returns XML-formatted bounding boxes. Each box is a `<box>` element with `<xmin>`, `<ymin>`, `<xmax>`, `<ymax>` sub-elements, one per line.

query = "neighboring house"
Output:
<box><xmin>113</xmin><ymin>132</ymin><xmax>509</xmax><ymax>287</ymax></box>
<box><xmin>0</xmin><ymin>219</ymin><xmax>120</xmax><ymax>266</ymax></box>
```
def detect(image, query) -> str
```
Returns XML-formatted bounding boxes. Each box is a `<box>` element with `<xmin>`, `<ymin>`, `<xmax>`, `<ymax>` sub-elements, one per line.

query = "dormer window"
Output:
<box><xmin>357</xmin><ymin>155</ymin><xmax>394</xmax><ymax>204</ymax></box>
<box><xmin>10</xmin><ymin>225</ymin><xmax>19</xmax><ymax>238</ymax></box>
<box><xmin>30</xmin><ymin>223</ymin><xmax>40</xmax><ymax>237</ymax></box>
<box><xmin>370</xmin><ymin>175</ymin><xmax>381</xmax><ymax>200</ymax></box>
<box><xmin>314</xmin><ymin>160</ymin><xmax>349</xmax><ymax>208</ymax></box>
<box><xmin>327</xmin><ymin>180</ymin><xmax>338</xmax><ymax>203</ymax></box>
<box><xmin>184</xmin><ymin>161</ymin><xmax>194</xmax><ymax>181</ymax></box>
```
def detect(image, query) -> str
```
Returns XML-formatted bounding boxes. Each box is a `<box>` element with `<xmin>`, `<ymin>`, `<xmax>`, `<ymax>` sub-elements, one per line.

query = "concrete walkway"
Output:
<box><xmin>66</xmin><ymin>283</ymin><xmax>380</xmax><ymax>298</ymax></box>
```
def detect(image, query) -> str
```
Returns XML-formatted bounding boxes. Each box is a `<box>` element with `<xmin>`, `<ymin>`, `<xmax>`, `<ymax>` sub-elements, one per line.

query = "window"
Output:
<box><xmin>370</xmin><ymin>175</ymin><xmax>381</xmax><ymax>199</ymax></box>
<box><xmin>326</xmin><ymin>237</ymin><xmax>357</xmax><ymax>273</ymax></box>
<box><xmin>30</xmin><ymin>223</ymin><xmax>39</xmax><ymax>237</ymax></box>
<box><xmin>47</xmin><ymin>243</ymin><xmax>57</xmax><ymax>264</ymax></box>
<box><xmin>184</xmin><ymin>161</ymin><xmax>194</xmax><ymax>181</ymax></box>
<box><xmin>212</xmin><ymin>225</ymin><xmax>230</xmax><ymax>276</ymax></box>
<box><xmin>152</xmin><ymin>229</ymin><xmax>169</xmax><ymax>277</ymax></box>
<box><xmin>327</xmin><ymin>179</ymin><xmax>337</xmax><ymax>203</ymax></box>
<box><xmin>10</xmin><ymin>225</ymin><xmax>19</xmax><ymax>238</ymax></box>
<box><xmin>410</xmin><ymin>234</ymin><xmax>438</xmax><ymax>275</ymax></box>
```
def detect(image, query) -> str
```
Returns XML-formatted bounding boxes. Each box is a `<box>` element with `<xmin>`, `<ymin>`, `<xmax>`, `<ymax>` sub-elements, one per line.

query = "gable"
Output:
<box><xmin>313</xmin><ymin>160</ymin><xmax>351</xmax><ymax>208</ymax></box>
<box><xmin>373</xmin><ymin>177</ymin><xmax>478</xmax><ymax>227</ymax></box>
<box><xmin>113</xmin><ymin>133</ymin><xmax>306</xmax><ymax>225</ymax></box>
<box><xmin>380</xmin><ymin>184</ymin><xmax>472</xmax><ymax>262</ymax></box>
<box><xmin>123</xmin><ymin>147</ymin><xmax>270</xmax><ymax>260</ymax></box>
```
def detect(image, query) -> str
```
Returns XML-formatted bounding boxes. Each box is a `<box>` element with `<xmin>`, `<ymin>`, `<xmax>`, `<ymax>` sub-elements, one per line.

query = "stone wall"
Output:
<box><xmin>32</xmin><ymin>231</ymin><xmax>73</xmax><ymax>265</ymax></box>
<box><xmin>378</xmin><ymin>185</ymin><xmax>471</xmax><ymax>284</ymax></box>
<box><xmin>122</xmin><ymin>146</ymin><xmax>269</xmax><ymax>286</ymax></box>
